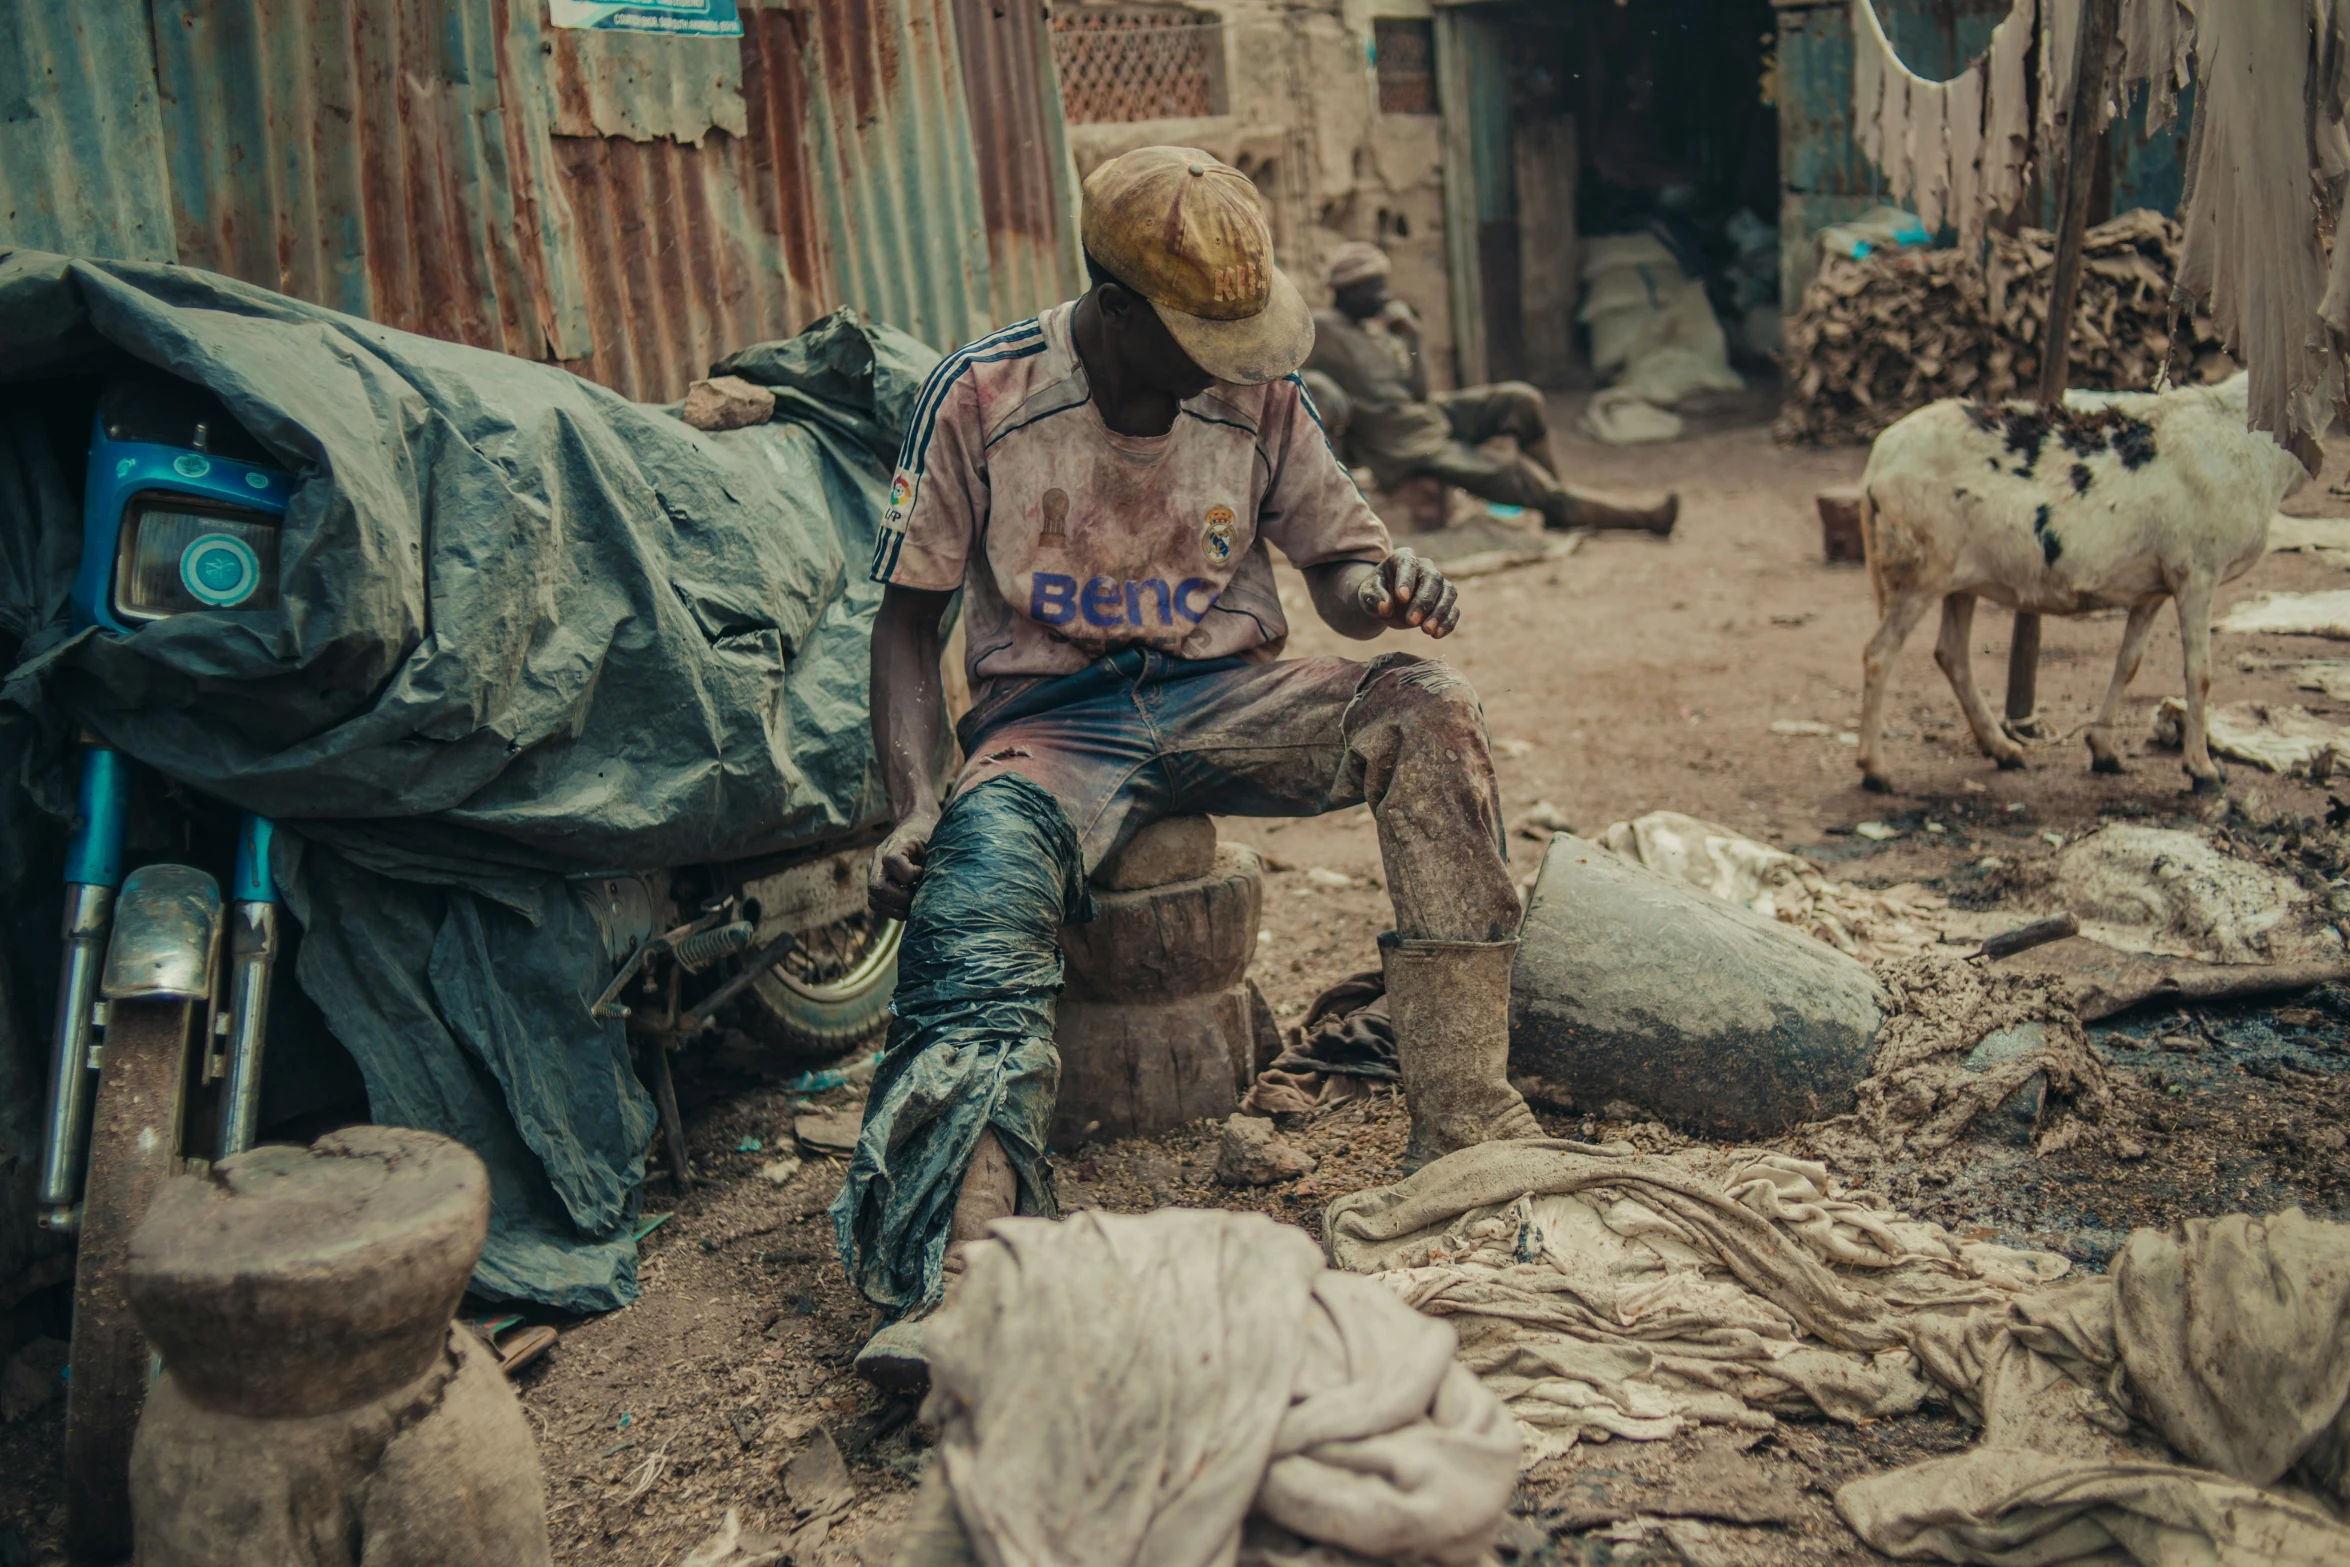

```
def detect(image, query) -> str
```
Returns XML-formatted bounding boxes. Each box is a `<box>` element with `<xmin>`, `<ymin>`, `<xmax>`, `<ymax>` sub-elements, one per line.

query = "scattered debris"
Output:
<box><xmin>776</xmin><ymin>1428</ymin><xmax>856</xmax><ymax>1557</ymax></box>
<box><xmin>1854</xmin><ymin>820</ymin><xmax>1900</xmax><ymax>842</ymax></box>
<box><xmin>2150</xmin><ymin>696</ymin><xmax>2348</xmax><ymax>779</ymax></box>
<box><xmin>759</xmin><ymin>1157</ymin><xmax>803</xmax><ymax>1187</ymax></box>
<box><xmin>1214</xmin><ymin>1114</ymin><xmax>1319</xmax><ymax>1186</ymax></box>
<box><xmin>678</xmin><ymin>1508</ymin><xmax>787</xmax><ymax>1567</ymax></box>
<box><xmin>1801</xmin><ymin>956</ymin><xmax>2119</xmax><ymax>1169</ymax></box>
<box><xmin>1770</xmin><ymin>718</ymin><xmax>1836</xmax><ymax>736</ymax></box>
<box><xmin>1305</xmin><ymin>866</ymin><xmax>1354</xmax><ymax>889</ymax></box>
<box><xmin>1441</xmin><ymin>536</ymin><xmax>1581</xmax><ymax>580</ymax></box>
<box><xmin>793</xmin><ymin>1110</ymin><xmax>863</xmax><ymax>1158</ymax></box>
<box><xmin>1514</xmin><ymin>800</ymin><xmax>1575</xmax><ymax>840</ymax></box>
<box><xmin>679</xmin><ymin>375</ymin><xmax>776</xmax><ymax>433</ymax></box>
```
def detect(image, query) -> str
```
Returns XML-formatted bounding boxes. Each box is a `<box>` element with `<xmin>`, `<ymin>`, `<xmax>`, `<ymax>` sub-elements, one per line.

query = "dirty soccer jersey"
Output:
<box><xmin>868</xmin><ymin>303</ymin><xmax>1390</xmax><ymax>694</ymax></box>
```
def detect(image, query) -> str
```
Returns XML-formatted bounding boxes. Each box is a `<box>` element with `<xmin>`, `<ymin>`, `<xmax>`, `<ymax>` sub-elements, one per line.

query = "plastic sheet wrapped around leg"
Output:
<box><xmin>832</xmin><ymin>775</ymin><xmax>1092</xmax><ymax>1320</ymax></box>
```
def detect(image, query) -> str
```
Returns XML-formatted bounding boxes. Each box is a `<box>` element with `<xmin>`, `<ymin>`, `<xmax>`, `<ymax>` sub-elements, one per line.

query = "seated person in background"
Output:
<box><xmin>1305</xmin><ymin>241</ymin><xmax>1677</xmax><ymax>534</ymax></box>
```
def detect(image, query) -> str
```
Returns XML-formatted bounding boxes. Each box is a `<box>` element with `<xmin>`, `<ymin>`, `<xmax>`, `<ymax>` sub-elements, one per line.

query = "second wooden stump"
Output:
<box><xmin>1052</xmin><ymin>817</ymin><xmax>1267</xmax><ymax>1148</ymax></box>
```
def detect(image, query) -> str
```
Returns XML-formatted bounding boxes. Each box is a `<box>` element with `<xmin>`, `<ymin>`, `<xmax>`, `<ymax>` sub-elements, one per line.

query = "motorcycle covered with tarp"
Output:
<box><xmin>0</xmin><ymin>250</ymin><xmax>948</xmax><ymax>1556</ymax></box>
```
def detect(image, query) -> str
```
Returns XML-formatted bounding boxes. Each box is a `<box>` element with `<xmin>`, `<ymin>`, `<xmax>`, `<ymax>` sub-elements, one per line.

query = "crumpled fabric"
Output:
<box><xmin>1839</xmin><ymin>1210</ymin><xmax>2350</xmax><ymax>1564</ymax></box>
<box><xmin>1598</xmin><ymin>810</ymin><xmax>1952</xmax><ymax>965</ymax></box>
<box><xmin>1837</xmin><ymin>1449</ymin><xmax>2350</xmax><ymax>1565</ymax></box>
<box><xmin>1241</xmin><ymin>970</ymin><xmax>1396</xmax><ymax>1117</ymax></box>
<box><xmin>831</xmin><ymin>774</ymin><xmax>1093</xmax><ymax>1321</ymax></box>
<box><xmin>1323</xmin><ymin>1140</ymin><xmax>2069</xmax><ymax>1465</ymax></box>
<box><xmin>919</xmin><ymin>1208</ymin><xmax>1519</xmax><ymax>1567</ymax></box>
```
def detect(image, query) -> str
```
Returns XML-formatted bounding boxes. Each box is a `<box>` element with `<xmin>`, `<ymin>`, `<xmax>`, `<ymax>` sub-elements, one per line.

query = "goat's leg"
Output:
<box><xmin>1932</xmin><ymin>592</ymin><xmax>2026</xmax><ymax>770</ymax></box>
<box><xmin>2085</xmin><ymin>600</ymin><xmax>2161</xmax><ymax>773</ymax></box>
<box><xmin>2172</xmin><ymin>574</ymin><xmax>2225</xmax><ymax>793</ymax></box>
<box><xmin>1858</xmin><ymin>590</ymin><xmax>1936</xmax><ymax>793</ymax></box>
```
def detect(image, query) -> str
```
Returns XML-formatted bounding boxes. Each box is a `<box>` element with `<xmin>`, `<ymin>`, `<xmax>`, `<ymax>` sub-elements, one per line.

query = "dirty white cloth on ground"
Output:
<box><xmin>2265</xmin><ymin>514</ymin><xmax>2350</xmax><ymax>562</ymax></box>
<box><xmin>2150</xmin><ymin>695</ymin><xmax>2350</xmax><ymax>780</ymax></box>
<box><xmin>1598</xmin><ymin>811</ymin><xmax>1952</xmax><ymax>964</ymax></box>
<box><xmin>1837</xmin><ymin>1209</ymin><xmax>2350</xmax><ymax>1564</ymax></box>
<box><xmin>1577</xmin><ymin>236</ymin><xmax>1742</xmax><ymax>447</ymax></box>
<box><xmin>2049</xmin><ymin>823</ymin><xmax>2322</xmax><ymax>963</ymax></box>
<box><xmin>1323</xmin><ymin>1139</ymin><xmax>2071</xmax><ymax>1467</ymax></box>
<box><xmin>919</xmin><ymin>1208</ymin><xmax>1518</xmax><ymax>1567</ymax></box>
<box><xmin>2217</xmin><ymin>587</ymin><xmax>2350</xmax><ymax>638</ymax></box>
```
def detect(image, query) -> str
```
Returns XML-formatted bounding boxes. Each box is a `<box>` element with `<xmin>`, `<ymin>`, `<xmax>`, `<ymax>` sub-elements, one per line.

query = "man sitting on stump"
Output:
<box><xmin>1305</xmin><ymin>241</ymin><xmax>1678</xmax><ymax>534</ymax></box>
<box><xmin>833</xmin><ymin>148</ymin><xmax>1542</xmax><ymax>1389</ymax></box>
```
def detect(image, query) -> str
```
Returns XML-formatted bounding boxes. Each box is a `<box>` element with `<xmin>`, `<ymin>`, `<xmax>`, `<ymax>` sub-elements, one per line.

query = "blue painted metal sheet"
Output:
<box><xmin>0</xmin><ymin>4</ymin><xmax>175</xmax><ymax>262</ymax></box>
<box><xmin>0</xmin><ymin>0</ymin><xmax>1080</xmax><ymax>403</ymax></box>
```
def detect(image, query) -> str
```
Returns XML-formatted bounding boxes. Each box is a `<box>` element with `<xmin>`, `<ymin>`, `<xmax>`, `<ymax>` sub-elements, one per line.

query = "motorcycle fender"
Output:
<box><xmin>100</xmin><ymin>864</ymin><xmax>224</xmax><ymax>1002</ymax></box>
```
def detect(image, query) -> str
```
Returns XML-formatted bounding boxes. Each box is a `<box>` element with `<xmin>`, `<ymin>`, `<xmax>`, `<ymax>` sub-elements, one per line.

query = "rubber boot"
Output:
<box><xmin>854</xmin><ymin>1131</ymin><xmax>1017</xmax><ymax>1392</ymax></box>
<box><xmin>1548</xmin><ymin>486</ymin><xmax>1679</xmax><ymax>535</ymax></box>
<box><xmin>1382</xmin><ymin>936</ymin><xmax>1543</xmax><ymax>1173</ymax></box>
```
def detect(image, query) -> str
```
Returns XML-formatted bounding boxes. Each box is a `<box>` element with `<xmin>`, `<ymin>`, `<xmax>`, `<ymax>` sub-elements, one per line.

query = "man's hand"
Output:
<box><xmin>868</xmin><ymin>809</ymin><xmax>940</xmax><ymax>921</ymax></box>
<box><xmin>1356</xmin><ymin>548</ymin><xmax>1460</xmax><ymax>638</ymax></box>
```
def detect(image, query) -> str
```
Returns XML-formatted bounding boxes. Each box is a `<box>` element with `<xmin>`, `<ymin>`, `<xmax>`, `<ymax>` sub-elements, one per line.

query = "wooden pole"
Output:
<box><xmin>2007</xmin><ymin>0</ymin><xmax>2121</xmax><ymax>730</ymax></box>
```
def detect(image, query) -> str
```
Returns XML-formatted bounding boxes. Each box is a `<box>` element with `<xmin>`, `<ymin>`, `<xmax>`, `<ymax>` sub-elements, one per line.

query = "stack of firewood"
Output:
<box><xmin>1775</xmin><ymin>209</ymin><xmax>2233</xmax><ymax>446</ymax></box>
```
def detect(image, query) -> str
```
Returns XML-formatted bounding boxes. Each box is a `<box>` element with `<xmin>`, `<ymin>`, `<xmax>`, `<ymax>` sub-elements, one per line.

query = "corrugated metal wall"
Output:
<box><xmin>0</xmin><ymin>0</ymin><xmax>1082</xmax><ymax>403</ymax></box>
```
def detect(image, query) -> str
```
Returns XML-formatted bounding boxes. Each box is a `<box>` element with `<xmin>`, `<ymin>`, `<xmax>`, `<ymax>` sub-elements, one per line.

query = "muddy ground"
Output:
<box><xmin>6</xmin><ymin>392</ymin><xmax>2350</xmax><ymax>1565</ymax></box>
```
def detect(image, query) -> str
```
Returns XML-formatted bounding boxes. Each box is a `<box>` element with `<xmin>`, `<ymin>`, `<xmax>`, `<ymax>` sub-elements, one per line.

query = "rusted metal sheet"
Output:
<box><xmin>952</xmin><ymin>0</ymin><xmax>1082</xmax><ymax>321</ymax></box>
<box><xmin>0</xmin><ymin>0</ymin><xmax>1082</xmax><ymax>405</ymax></box>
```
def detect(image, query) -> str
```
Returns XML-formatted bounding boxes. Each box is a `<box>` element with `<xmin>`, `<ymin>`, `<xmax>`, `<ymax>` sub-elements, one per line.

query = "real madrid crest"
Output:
<box><xmin>1201</xmin><ymin>504</ymin><xmax>1237</xmax><ymax>565</ymax></box>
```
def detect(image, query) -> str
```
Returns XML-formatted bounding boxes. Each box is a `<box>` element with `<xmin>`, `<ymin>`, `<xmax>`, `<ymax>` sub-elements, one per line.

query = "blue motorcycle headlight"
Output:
<box><xmin>113</xmin><ymin>500</ymin><xmax>282</xmax><ymax>622</ymax></box>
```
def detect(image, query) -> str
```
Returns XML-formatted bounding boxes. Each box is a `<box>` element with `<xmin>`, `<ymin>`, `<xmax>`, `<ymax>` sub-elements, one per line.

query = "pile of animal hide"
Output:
<box><xmin>1845</xmin><ymin>0</ymin><xmax>2350</xmax><ymax>472</ymax></box>
<box><xmin>1597</xmin><ymin>810</ymin><xmax>1953</xmax><ymax>964</ymax></box>
<box><xmin>1777</xmin><ymin>211</ymin><xmax>2231</xmax><ymax>446</ymax></box>
<box><xmin>1324</xmin><ymin>1141</ymin><xmax>2075</xmax><ymax>1467</ymax></box>
<box><xmin>1328</xmin><ymin>1146</ymin><xmax>2350</xmax><ymax>1563</ymax></box>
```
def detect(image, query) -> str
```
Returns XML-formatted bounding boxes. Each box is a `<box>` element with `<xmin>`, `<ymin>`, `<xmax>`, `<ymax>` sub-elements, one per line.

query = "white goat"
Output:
<box><xmin>1856</xmin><ymin>375</ymin><xmax>2307</xmax><ymax>794</ymax></box>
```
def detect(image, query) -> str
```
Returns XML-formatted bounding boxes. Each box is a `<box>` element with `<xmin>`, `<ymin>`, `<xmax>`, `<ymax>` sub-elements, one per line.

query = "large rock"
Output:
<box><xmin>1510</xmin><ymin>836</ymin><xmax>1886</xmax><ymax>1135</ymax></box>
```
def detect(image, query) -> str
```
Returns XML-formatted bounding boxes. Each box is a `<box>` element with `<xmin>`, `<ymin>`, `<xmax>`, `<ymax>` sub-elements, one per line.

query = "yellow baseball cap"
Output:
<box><xmin>1080</xmin><ymin>147</ymin><xmax>1314</xmax><ymax>386</ymax></box>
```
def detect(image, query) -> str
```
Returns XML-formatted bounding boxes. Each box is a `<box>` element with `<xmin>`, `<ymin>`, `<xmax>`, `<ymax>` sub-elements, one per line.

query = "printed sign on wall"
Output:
<box><xmin>549</xmin><ymin>0</ymin><xmax>742</xmax><ymax>36</ymax></box>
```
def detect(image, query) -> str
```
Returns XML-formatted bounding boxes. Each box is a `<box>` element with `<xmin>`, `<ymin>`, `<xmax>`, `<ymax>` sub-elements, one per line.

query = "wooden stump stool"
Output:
<box><xmin>1052</xmin><ymin>817</ymin><xmax>1266</xmax><ymax>1148</ymax></box>
<box><xmin>125</xmin><ymin>1127</ymin><xmax>552</xmax><ymax>1566</ymax></box>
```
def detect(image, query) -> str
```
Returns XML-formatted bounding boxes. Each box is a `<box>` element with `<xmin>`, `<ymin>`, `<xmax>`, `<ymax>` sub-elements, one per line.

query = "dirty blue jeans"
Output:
<box><xmin>833</xmin><ymin>648</ymin><xmax>1517</xmax><ymax>1319</ymax></box>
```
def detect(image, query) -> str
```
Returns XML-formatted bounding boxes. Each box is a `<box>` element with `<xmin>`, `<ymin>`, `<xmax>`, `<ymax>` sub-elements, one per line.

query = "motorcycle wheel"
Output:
<box><xmin>727</xmin><ymin>911</ymin><xmax>902</xmax><ymax>1059</ymax></box>
<box><xmin>65</xmin><ymin>996</ymin><xmax>197</xmax><ymax>1560</ymax></box>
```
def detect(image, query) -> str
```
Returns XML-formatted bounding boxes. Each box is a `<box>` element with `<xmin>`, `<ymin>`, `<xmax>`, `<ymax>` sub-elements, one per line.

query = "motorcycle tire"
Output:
<box><xmin>726</xmin><ymin>911</ymin><xmax>902</xmax><ymax>1060</ymax></box>
<box><xmin>65</xmin><ymin>996</ymin><xmax>197</xmax><ymax>1561</ymax></box>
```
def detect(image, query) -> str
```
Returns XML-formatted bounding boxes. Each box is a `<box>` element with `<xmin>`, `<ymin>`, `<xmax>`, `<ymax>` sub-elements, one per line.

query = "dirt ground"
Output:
<box><xmin>7</xmin><ymin>390</ymin><xmax>2350</xmax><ymax>1565</ymax></box>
